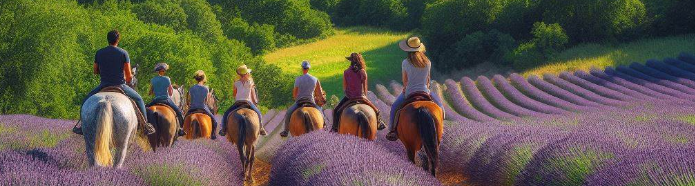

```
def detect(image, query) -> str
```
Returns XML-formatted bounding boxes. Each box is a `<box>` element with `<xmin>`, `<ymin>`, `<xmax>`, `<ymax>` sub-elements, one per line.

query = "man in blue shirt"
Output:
<box><xmin>148</xmin><ymin>63</ymin><xmax>186</xmax><ymax>136</ymax></box>
<box><xmin>73</xmin><ymin>30</ymin><xmax>154</xmax><ymax>135</ymax></box>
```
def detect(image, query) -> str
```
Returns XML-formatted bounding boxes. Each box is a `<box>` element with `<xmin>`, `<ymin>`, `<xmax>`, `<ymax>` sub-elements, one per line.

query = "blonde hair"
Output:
<box><xmin>407</xmin><ymin>51</ymin><xmax>430</xmax><ymax>68</ymax></box>
<box><xmin>194</xmin><ymin>70</ymin><xmax>206</xmax><ymax>83</ymax></box>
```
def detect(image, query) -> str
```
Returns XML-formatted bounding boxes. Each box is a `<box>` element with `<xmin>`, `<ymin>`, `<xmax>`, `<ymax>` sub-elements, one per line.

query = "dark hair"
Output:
<box><xmin>348</xmin><ymin>53</ymin><xmax>366</xmax><ymax>72</ymax></box>
<box><xmin>107</xmin><ymin>30</ymin><xmax>120</xmax><ymax>45</ymax></box>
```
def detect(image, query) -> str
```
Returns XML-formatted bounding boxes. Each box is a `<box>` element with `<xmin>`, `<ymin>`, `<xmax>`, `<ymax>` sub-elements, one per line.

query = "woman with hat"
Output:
<box><xmin>188</xmin><ymin>70</ymin><xmax>219</xmax><ymax>139</ymax></box>
<box><xmin>331</xmin><ymin>53</ymin><xmax>386</xmax><ymax>132</ymax></box>
<box><xmin>148</xmin><ymin>63</ymin><xmax>186</xmax><ymax>136</ymax></box>
<box><xmin>385</xmin><ymin>36</ymin><xmax>445</xmax><ymax>141</ymax></box>
<box><xmin>219</xmin><ymin>65</ymin><xmax>267</xmax><ymax>136</ymax></box>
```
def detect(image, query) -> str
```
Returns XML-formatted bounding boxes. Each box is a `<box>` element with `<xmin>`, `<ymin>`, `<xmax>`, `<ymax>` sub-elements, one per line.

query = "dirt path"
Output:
<box><xmin>438</xmin><ymin>172</ymin><xmax>473</xmax><ymax>186</ymax></box>
<box><xmin>248</xmin><ymin>159</ymin><xmax>272</xmax><ymax>186</ymax></box>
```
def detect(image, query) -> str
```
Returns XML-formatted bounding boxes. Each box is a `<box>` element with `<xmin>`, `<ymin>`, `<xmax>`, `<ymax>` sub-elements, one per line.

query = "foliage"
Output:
<box><xmin>334</xmin><ymin>0</ymin><xmax>409</xmax><ymax>30</ymax></box>
<box><xmin>511</xmin><ymin>22</ymin><xmax>569</xmax><ymax>70</ymax></box>
<box><xmin>437</xmin><ymin>30</ymin><xmax>516</xmax><ymax>72</ymax></box>
<box><xmin>539</xmin><ymin>0</ymin><xmax>647</xmax><ymax>43</ymax></box>
<box><xmin>0</xmin><ymin>0</ymin><xmax>292</xmax><ymax>119</ymax></box>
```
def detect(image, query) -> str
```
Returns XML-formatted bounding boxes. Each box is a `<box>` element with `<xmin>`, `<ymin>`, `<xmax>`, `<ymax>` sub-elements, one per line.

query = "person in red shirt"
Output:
<box><xmin>331</xmin><ymin>53</ymin><xmax>386</xmax><ymax>132</ymax></box>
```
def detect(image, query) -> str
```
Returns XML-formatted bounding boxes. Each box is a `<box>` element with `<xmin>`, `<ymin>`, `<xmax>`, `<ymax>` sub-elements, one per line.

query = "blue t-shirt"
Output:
<box><xmin>95</xmin><ymin>46</ymin><xmax>130</xmax><ymax>86</ymax></box>
<box><xmin>189</xmin><ymin>84</ymin><xmax>209</xmax><ymax>110</ymax></box>
<box><xmin>151</xmin><ymin>76</ymin><xmax>171</xmax><ymax>100</ymax></box>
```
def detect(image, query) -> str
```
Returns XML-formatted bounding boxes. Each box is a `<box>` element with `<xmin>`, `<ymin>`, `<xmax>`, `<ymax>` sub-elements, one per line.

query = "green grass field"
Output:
<box><xmin>263</xmin><ymin>27</ymin><xmax>410</xmax><ymax>97</ymax></box>
<box><xmin>523</xmin><ymin>34</ymin><xmax>695</xmax><ymax>77</ymax></box>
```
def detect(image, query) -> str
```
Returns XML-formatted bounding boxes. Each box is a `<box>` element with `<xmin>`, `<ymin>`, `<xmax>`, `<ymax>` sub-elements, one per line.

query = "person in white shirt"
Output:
<box><xmin>219</xmin><ymin>65</ymin><xmax>267</xmax><ymax>136</ymax></box>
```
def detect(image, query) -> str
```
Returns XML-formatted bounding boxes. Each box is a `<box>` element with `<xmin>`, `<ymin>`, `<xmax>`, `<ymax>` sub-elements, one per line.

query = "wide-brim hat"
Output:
<box><xmin>237</xmin><ymin>64</ymin><xmax>252</xmax><ymax>75</ymax></box>
<box><xmin>399</xmin><ymin>37</ymin><xmax>426</xmax><ymax>52</ymax></box>
<box><xmin>154</xmin><ymin>63</ymin><xmax>169</xmax><ymax>72</ymax></box>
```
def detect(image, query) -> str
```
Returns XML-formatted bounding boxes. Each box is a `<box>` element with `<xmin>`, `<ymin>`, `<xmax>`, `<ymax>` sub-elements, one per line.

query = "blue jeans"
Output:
<box><xmin>147</xmin><ymin>97</ymin><xmax>185</xmax><ymax>128</ymax></box>
<box><xmin>83</xmin><ymin>84</ymin><xmax>148</xmax><ymax>123</ymax></box>
<box><xmin>221</xmin><ymin>101</ymin><xmax>263</xmax><ymax>131</ymax></box>
<box><xmin>282</xmin><ymin>101</ymin><xmax>325</xmax><ymax>132</ymax></box>
<box><xmin>187</xmin><ymin>106</ymin><xmax>218</xmax><ymax>135</ymax></box>
<box><xmin>388</xmin><ymin>92</ymin><xmax>444</xmax><ymax>131</ymax></box>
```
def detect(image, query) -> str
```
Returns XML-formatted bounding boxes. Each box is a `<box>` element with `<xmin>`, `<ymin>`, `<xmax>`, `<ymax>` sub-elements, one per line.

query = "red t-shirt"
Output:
<box><xmin>344</xmin><ymin>68</ymin><xmax>367</xmax><ymax>99</ymax></box>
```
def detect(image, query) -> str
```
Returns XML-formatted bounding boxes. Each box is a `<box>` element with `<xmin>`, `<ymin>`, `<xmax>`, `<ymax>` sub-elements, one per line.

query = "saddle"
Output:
<box><xmin>229</xmin><ymin>101</ymin><xmax>253</xmax><ymax>113</ymax></box>
<box><xmin>335</xmin><ymin>97</ymin><xmax>369</xmax><ymax>116</ymax></box>
<box><xmin>393</xmin><ymin>92</ymin><xmax>434</xmax><ymax>126</ymax></box>
<box><xmin>296</xmin><ymin>97</ymin><xmax>318</xmax><ymax>108</ymax></box>
<box><xmin>99</xmin><ymin>86</ymin><xmax>150</xmax><ymax>135</ymax></box>
<box><xmin>187</xmin><ymin>108</ymin><xmax>208</xmax><ymax>115</ymax></box>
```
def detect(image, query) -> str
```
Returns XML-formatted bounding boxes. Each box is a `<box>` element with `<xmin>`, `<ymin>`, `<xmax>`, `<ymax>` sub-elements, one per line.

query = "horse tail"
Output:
<box><xmin>302</xmin><ymin>110</ymin><xmax>313</xmax><ymax>132</ymax></box>
<box><xmin>94</xmin><ymin>100</ymin><xmax>114</xmax><ymax>167</ymax></box>
<box><xmin>192</xmin><ymin>118</ymin><xmax>200</xmax><ymax>138</ymax></box>
<box><xmin>149</xmin><ymin>111</ymin><xmax>161</xmax><ymax>151</ymax></box>
<box><xmin>416</xmin><ymin>107</ymin><xmax>438</xmax><ymax>176</ymax></box>
<box><xmin>355</xmin><ymin>111</ymin><xmax>371</xmax><ymax>138</ymax></box>
<box><xmin>236</xmin><ymin>113</ymin><xmax>248</xmax><ymax>162</ymax></box>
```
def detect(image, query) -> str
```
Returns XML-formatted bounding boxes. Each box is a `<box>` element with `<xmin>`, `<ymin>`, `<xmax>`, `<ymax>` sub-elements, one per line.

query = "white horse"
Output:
<box><xmin>171</xmin><ymin>85</ymin><xmax>186</xmax><ymax>111</ymax></box>
<box><xmin>81</xmin><ymin>92</ymin><xmax>150</xmax><ymax>168</ymax></box>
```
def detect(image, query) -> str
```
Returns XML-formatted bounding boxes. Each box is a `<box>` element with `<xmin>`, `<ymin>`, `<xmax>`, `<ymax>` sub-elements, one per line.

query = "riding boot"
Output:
<box><xmin>259</xmin><ymin>126</ymin><xmax>267</xmax><ymax>136</ymax></box>
<box><xmin>72</xmin><ymin>120</ymin><xmax>83</xmax><ymax>135</ymax></box>
<box><xmin>144</xmin><ymin>123</ymin><xmax>156</xmax><ymax>135</ymax></box>
<box><xmin>178</xmin><ymin>129</ymin><xmax>186</xmax><ymax>136</ymax></box>
<box><xmin>376</xmin><ymin>111</ymin><xmax>386</xmax><ymax>130</ymax></box>
<box><xmin>219</xmin><ymin>123</ymin><xmax>227</xmax><ymax>136</ymax></box>
<box><xmin>280</xmin><ymin>130</ymin><xmax>289</xmax><ymax>137</ymax></box>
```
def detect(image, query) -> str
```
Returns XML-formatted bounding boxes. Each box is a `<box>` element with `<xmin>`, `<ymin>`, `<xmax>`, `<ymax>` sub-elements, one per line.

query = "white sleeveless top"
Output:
<box><xmin>234</xmin><ymin>79</ymin><xmax>255</xmax><ymax>102</ymax></box>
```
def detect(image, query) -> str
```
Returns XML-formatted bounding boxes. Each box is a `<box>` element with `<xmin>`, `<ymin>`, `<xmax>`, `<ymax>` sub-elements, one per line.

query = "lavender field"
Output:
<box><xmin>3</xmin><ymin>54</ymin><xmax>695</xmax><ymax>185</ymax></box>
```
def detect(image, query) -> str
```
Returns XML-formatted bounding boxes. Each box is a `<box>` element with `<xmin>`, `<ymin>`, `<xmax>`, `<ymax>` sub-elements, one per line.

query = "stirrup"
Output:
<box><xmin>144</xmin><ymin>123</ymin><xmax>156</xmax><ymax>135</ymax></box>
<box><xmin>377</xmin><ymin>119</ymin><xmax>386</xmax><ymax>130</ymax></box>
<box><xmin>280</xmin><ymin>131</ymin><xmax>289</xmax><ymax>137</ymax></box>
<box><xmin>259</xmin><ymin>128</ymin><xmax>267</xmax><ymax>136</ymax></box>
<box><xmin>219</xmin><ymin>129</ymin><xmax>226</xmax><ymax>136</ymax></box>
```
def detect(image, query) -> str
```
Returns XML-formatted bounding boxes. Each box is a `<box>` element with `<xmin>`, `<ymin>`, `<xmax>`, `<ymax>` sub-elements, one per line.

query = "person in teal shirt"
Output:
<box><xmin>148</xmin><ymin>63</ymin><xmax>186</xmax><ymax>136</ymax></box>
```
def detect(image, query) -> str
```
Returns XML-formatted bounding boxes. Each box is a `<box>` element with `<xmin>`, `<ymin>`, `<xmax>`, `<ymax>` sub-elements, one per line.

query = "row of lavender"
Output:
<box><xmin>0</xmin><ymin>115</ymin><xmax>245</xmax><ymax>185</ymax></box>
<box><xmin>372</xmin><ymin>52</ymin><xmax>695</xmax><ymax>123</ymax></box>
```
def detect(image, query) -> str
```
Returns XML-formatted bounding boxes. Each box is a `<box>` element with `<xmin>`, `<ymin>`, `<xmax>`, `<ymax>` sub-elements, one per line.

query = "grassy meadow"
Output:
<box><xmin>263</xmin><ymin>27</ymin><xmax>410</xmax><ymax>97</ymax></box>
<box><xmin>522</xmin><ymin>34</ymin><xmax>695</xmax><ymax>76</ymax></box>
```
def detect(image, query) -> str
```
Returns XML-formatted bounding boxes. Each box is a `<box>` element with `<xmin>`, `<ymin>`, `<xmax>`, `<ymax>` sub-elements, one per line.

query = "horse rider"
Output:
<box><xmin>147</xmin><ymin>63</ymin><xmax>186</xmax><ymax>136</ymax></box>
<box><xmin>219</xmin><ymin>64</ymin><xmax>267</xmax><ymax>136</ymax></box>
<box><xmin>73</xmin><ymin>30</ymin><xmax>155</xmax><ymax>135</ymax></box>
<box><xmin>386</xmin><ymin>37</ymin><xmax>445</xmax><ymax>141</ymax></box>
<box><xmin>331</xmin><ymin>53</ymin><xmax>386</xmax><ymax>132</ymax></box>
<box><xmin>187</xmin><ymin>70</ymin><xmax>219</xmax><ymax>140</ymax></box>
<box><xmin>279</xmin><ymin>61</ymin><xmax>327</xmax><ymax>137</ymax></box>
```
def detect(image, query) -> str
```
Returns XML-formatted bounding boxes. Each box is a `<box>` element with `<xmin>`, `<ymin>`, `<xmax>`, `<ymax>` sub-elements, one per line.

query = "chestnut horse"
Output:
<box><xmin>288</xmin><ymin>107</ymin><xmax>324</xmax><ymax>137</ymax></box>
<box><xmin>396</xmin><ymin>101</ymin><xmax>443</xmax><ymax>176</ymax></box>
<box><xmin>184</xmin><ymin>89</ymin><xmax>219</xmax><ymax>139</ymax></box>
<box><xmin>338</xmin><ymin>104</ymin><xmax>377</xmax><ymax>140</ymax></box>
<box><xmin>147</xmin><ymin>104</ymin><xmax>178</xmax><ymax>151</ymax></box>
<box><xmin>224</xmin><ymin>108</ymin><xmax>261</xmax><ymax>183</ymax></box>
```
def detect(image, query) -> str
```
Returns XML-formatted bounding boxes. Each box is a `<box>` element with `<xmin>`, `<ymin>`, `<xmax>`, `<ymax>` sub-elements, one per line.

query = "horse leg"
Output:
<box><xmin>83</xmin><ymin>134</ymin><xmax>96</xmax><ymax>167</ymax></box>
<box><xmin>237</xmin><ymin>143</ymin><xmax>246</xmax><ymax>179</ymax></box>
<box><xmin>113</xmin><ymin>129</ymin><xmax>132</xmax><ymax>168</ymax></box>
<box><xmin>406</xmin><ymin>149</ymin><xmax>416</xmax><ymax>164</ymax></box>
<box><xmin>244</xmin><ymin>145</ymin><xmax>253</xmax><ymax>182</ymax></box>
<box><xmin>247</xmin><ymin>145</ymin><xmax>256</xmax><ymax>183</ymax></box>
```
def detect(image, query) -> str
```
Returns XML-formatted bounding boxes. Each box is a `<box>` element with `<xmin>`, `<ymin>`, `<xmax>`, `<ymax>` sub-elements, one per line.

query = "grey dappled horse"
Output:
<box><xmin>81</xmin><ymin>93</ymin><xmax>150</xmax><ymax>168</ymax></box>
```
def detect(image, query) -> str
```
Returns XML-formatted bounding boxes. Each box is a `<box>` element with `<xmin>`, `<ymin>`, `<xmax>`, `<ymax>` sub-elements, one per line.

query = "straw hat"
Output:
<box><xmin>399</xmin><ymin>37</ymin><xmax>426</xmax><ymax>52</ymax></box>
<box><xmin>153</xmin><ymin>63</ymin><xmax>169</xmax><ymax>72</ymax></box>
<box><xmin>237</xmin><ymin>65</ymin><xmax>252</xmax><ymax>75</ymax></box>
<box><xmin>193</xmin><ymin>70</ymin><xmax>206</xmax><ymax>82</ymax></box>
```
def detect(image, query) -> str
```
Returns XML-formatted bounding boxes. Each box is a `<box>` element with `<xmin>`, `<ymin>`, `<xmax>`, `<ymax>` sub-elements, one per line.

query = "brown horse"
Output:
<box><xmin>338</xmin><ymin>104</ymin><xmax>377</xmax><ymax>140</ymax></box>
<box><xmin>147</xmin><ymin>105</ymin><xmax>179</xmax><ymax>150</ymax></box>
<box><xmin>183</xmin><ymin>89</ymin><xmax>219</xmax><ymax>140</ymax></box>
<box><xmin>224</xmin><ymin>108</ymin><xmax>261</xmax><ymax>183</ymax></box>
<box><xmin>288</xmin><ymin>107</ymin><xmax>324</xmax><ymax>137</ymax></box>
<box><xmin>396</xmin><ymin>101</ymin><xmax>444</xmax><ymax>176</ymax></box>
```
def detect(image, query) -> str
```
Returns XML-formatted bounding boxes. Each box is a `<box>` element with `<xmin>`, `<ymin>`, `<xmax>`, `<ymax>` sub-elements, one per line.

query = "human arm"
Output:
<box><xmin>402</xmin><ymin>71</ymin><xmax>408</xmax><ymax>92</ymax></box>
<box><xmin>292</xmin><ymin>87</ymin><xmax>299</xmax><ymax>100</ymax></box>
<box><xmin>361</xmin><ymin>69</ymin><xmax>368</xmax><ymax>95</ymax></box>
<box><xmin>124</xmin><ymin>63</ymin><xmax>133</xmax><ymax>84</ymax></box>
<box><xmin>93</xmin><ymin>63</ymin><xmax>99</xmax><ymax>75</ymax></box>
<box><xmin>148</xmin><ymin>84</ymin><xmax>154</xmax><ymax>96</ymax></box>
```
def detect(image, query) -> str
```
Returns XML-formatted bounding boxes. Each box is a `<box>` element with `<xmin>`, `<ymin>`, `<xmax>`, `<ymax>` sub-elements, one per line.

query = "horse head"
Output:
<box><xmin>208</xmin><ymin>88</ymin><xmax>219</xmax><ymax>115</ymax></box>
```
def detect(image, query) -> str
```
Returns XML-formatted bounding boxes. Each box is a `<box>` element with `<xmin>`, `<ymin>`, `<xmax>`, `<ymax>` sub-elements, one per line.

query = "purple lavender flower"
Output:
<box><xmin>376</xmin><ymin>84</ymin><xmax>396</xmax><ymax>105</ymax></box>
<box><xmin>616</xmin><ymin>65</ymin><xmax>695</xmax><ymax>95</ymax></box>
<box><xmin>444</xmin><ymin>79</ymin><xmax>495</xmax><ymax>122</ymax></box>
<box><xmin>492</xmin><ymin>75</ymin><xmax>567</xmax><ymax>115</ymax></box>
<box><xmin>590</xmin><ymin>68</ymin><xmax>677</xmax><ymax>100</ymax></box>
<box><xmin>461</xmin><ymin>77</ymin><xmax>518</xmax><ymax>120</ymax></box>
<box><xmin>509</xmin><ymin>73</ymin><xmax>589</xmax><ymax>112</ymax></box>
<box><xmin>574</xmin><ymin>70</ymin><xmax>655</xmax><ymax>100</ymax></box>
<box><xmin>431</xmin><ymin>82</ymin><xmax>471</xmax><ymax>122</ymax></box>
<box><xmin>543</xmin><ymin>73</ymin><xmax>627</xmax><ymax>106</ymax></box>
<box><xmin>476</xmin><ymin>76</ymin><xmax>542</xmax><ymax>117</ymax></box>
<box><xmin>559</xmin><ymin>71</ymin><xmax>633</xmax><ymax>101</ymax></box>
<box><xmin>527</xmin><ymin>74</ymin><xmax>604</xmax><ymax>107</ymax></box>
<box><xmin>605</xmin><ymin>67</ymin><xmax>695</xmax><ymax>100</ymax></box>
<box><xmin>664</xmin><ymin>57</ymin><xmax>695</xmax><ymax>74</ymax></box>
<box><xmin>646</xmin><ymin>59</ymin><xmax>695</xmax><ymax>81</ymax></box>
<box><xmin>630</xmin><ymin>62</ymin><xmax>695</xmax><ymax>91</ymax></box>
<box><xmin>389</xmin><ymin>81</ymin><xmax>404</xmax><ymax>96</ymax></box>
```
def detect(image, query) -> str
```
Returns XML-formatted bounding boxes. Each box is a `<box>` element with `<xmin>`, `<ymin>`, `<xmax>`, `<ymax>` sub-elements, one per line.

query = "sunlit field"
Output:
<box><xmin>264</xmin><ymin>27</ymin><xmax>410</xmax><ymax>97</ymax></box>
